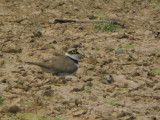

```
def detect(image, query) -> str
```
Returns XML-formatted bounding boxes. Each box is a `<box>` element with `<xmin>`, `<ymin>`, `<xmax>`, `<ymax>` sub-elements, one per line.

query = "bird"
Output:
<box><xmin>26</xmin><ymin>48</ymin><xmax>82</xmax><ymax>76</ymax></box>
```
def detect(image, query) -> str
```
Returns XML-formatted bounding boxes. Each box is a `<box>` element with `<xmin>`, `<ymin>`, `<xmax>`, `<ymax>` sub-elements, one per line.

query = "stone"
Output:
<box><xmin>73</xmin><ymin>109</ymin><xmax>87</xmax><ymax>117</ymax></box>
<box><xmin>8</xmin><ymin>105</ymin><xmax>21</xmax><ymax>113</ymax></box>
<box><xmin>84</xmin><ymin>77</ymin><xmax>93</xmax><ymax>82</ymax></box>
<box><xmin>0</xmin><ymin>84</ymin><xmax>9</xmax><ymax>91</ymax></box>
<box><xmin>71</xmin><ymin>84</ymin><xmax>84</xmax><ymax>92</ymax></box>
<box><xmin>113</xmin><ymin>75</ymin><xmax>138</xmax><ymax>88</ymax></box>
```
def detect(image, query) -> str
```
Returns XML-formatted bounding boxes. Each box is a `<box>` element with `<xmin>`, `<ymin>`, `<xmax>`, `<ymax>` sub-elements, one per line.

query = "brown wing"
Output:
<box><xmin>27</xmin><ymin>56</ymin><xmax>78</xmax><ymax>74</ymax></box>
<box><xmin>47</xmin><ymin>56</ymin><xmax>78</xmax><ymax>74</ymax></box>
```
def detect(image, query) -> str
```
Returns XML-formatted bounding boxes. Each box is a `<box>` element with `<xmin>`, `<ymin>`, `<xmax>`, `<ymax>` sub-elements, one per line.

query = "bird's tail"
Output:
<box><xmin>25</xmin><ymin>62</ymin><xmax>39</xmax><ymax>65</ymax></box>
<box><xmin>25</xmin><ymin>62</ymin><xmax>48</xmax><ymax>68</ymax></box>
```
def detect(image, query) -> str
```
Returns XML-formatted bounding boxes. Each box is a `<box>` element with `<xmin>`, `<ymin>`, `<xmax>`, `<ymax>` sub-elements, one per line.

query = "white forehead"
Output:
<box><xmin>67</xmin><ymin>48</ymin><xmax>77</xmax><ymax>52</ymax></box>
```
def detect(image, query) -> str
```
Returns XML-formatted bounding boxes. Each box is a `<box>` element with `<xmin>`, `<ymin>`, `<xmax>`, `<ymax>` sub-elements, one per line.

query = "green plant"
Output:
<box><xmin>154</xmin><ymin>4</ymin><xmax>160</xmax><ymax>7</ymax></box>
<box><xmin>16</xmin><ymin>1</ymin><xmax>31</xmax><ymax>6</ymax></box>
<box><xmin>54</xmin><ymin>117</ymin><xmax>68</xmax><ymax>120</ymax></box>
<box><xmin>105</xmin><ymin>48</ymin><xmax>114</xmax><ymax>53</ymax></box>
<box><xmin>123</xmin><ymin>44</ymin><xmax>136</xmax><ymax>49</ymax></box>
<box><xmin>17</xmin><ymin>113</ymin><xmax>48</xmax><ymax>120</ymax></box>
<box><xmin>0</xmin><ymin>60</ymin><xmax>6</xmax><ymax>67</ymax></box>
<box><xmin>150</xmin><ymin>0</ymin><xmax>160</xmax><ymax>7</ymax></box>
<box><xmin>84</xmin><ymin>86</ymin><xmax>93</xmax><ymax>91</ymax></box>
<box><xmin>4</xmin><ymin>112</ymin><xmax>48</xmax><ymax>120</ymax></box>
<box><xmin>95</xmin><ymin>48</ymin><xmax>100</xmax><ymax>51</ymax></box>
<box><xmin>115</xmin><ymin>48</ymin><xmax>126</xmax><ymax>54</ymax></box>
<box><xmin>94</xmin><ymin>14</ymin><xmax>121</xmax><ymax>32</ymax></box>
<box><xmin>20</xmin><ymin>100</ymin><xmax>32</xmax><ymax>105</ymax></box>
<box><xmin>0</xmin><ymin>96</ymin><xmax>4</xmax><ymax>105</ymax></box>
<box><xmin>106</xmin><ymin>98</ymin><xmax>119</xmax><ymax>105</ymax></box>
<box><xmin>148</xmin><ymin>68</ymin><xmax>160</xmax><ymax>75</ymax></box>
<box><xmin>54</xmin><ymin>118</ymin><xmax>63</xmax><ymax>120</ymax></box>
<box><xmin>114</xmin><ymin>44</ymin><xmax>135</xmax><ymax>54</ymax></box>
<box><xmin>134</xmin><ymin>113</ymin><xmax>142</xmax><ymax>117</ymax></box>
<box><xmin>4</xmin><ymin>113</ymin><xmax>16</xmax><ymax>120</ymax></box>
<box><xmin>95</xmin><ymin>14</ymin><xmax>105</xmax><ymax>20</ymax></box>
<box><xmin>94</xmin><ymin>23</ymin><xmax>120</xmax><ymax>32</ymax></box>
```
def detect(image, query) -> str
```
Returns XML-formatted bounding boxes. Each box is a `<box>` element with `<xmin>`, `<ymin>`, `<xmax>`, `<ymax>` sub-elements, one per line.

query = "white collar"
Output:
<box><xmin>65</xmin><ymin>53</ymin><xmax>79</xmax><ymax>61</ymax></box>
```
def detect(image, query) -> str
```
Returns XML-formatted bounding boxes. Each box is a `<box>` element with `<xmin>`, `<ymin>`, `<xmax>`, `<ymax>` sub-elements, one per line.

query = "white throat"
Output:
<box><xmin>65</xmin><ymin>53</ymin><xmax>79</xmax><ymax>61</ymax></box>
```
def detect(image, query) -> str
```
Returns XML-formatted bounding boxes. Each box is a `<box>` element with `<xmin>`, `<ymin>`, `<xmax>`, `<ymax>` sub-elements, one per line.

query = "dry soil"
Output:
<box><xmin>0</xmin><ymin>0</ymin><xmax>160</xmax><ymax>120</ymax></box>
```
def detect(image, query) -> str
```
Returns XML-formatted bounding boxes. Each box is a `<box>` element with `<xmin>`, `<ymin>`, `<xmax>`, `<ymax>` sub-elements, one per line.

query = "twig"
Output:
<box><xmin>49</xmin><ymin>18</ymin><xmax>123</xmax><ymax>26</ymax></box>
<box><xmin>0</xmin><ymin>14</ymin><xmax>12</xmax><ymax>16</ymax></box>
<box><xmin>128</xmin><ymin>83</ymin><xmax>146</xmax><ymax>92</ymax></box>
<box><xmin>127</xmin><ymin>93</ymin><xmax>160</xmax><ymax>100</ymax></box>
<box><xmin>124</xmin><ymin>115</ymin><xmax>136</xmax><ymax>120</ymax></box>
<box><xmin>10</xmin><ymin>18</ymin><xmax>27</xmax><ymax>23</ymax></box>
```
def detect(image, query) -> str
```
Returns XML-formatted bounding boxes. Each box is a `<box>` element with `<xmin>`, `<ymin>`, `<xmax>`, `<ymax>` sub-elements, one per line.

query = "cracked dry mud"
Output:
<box><xmin>0</xmin><ymin>0</ymin><xmax>160</xmax><ymax>120</ymax></box>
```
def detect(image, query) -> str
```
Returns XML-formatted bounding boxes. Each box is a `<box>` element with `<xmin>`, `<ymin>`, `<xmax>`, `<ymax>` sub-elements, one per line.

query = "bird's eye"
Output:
<box><xmin>72</xmin><ymin>50</ymin><xmax>77</xmax><ymax>53</ymax></box>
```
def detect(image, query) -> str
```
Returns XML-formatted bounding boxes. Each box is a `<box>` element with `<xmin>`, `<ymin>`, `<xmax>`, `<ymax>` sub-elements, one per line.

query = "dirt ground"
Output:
<box><xmin>0</xmin><ymin>0</ymin><xmax>160</xmax><ymax>120</ymax></box>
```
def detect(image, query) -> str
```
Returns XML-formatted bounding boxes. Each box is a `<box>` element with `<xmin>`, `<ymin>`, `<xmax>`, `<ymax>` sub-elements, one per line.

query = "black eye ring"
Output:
<box><xmin>72</xmin><ymin>50</ymin><xmax>77</xmax><ymax>53</ymax></box>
